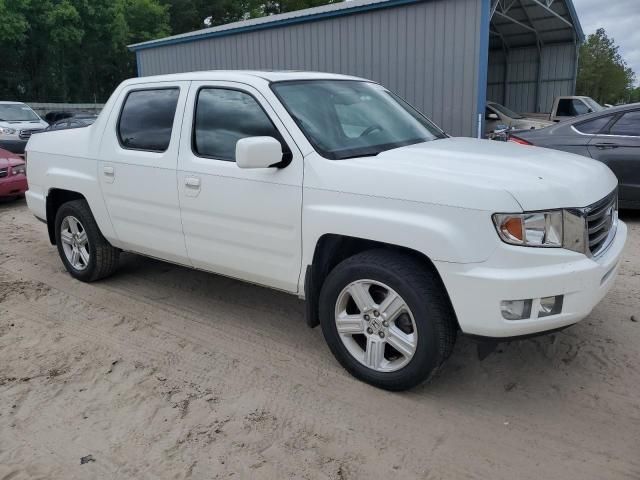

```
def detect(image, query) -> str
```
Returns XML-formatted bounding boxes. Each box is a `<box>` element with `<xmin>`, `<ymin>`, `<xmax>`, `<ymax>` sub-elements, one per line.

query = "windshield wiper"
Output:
<box><xmin>338</xmin><ymin>152</ymin><xmax>380</xmax><ymax>160</ymax></box>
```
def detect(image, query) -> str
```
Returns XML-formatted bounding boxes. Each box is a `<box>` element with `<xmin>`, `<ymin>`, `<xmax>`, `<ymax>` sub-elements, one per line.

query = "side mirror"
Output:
<box><xmin>486</xmin><ymin>112</ymin><xmax>499</xmax><ymax>120</ymax></box>
<box><xmin>236</xmin><ymin>137</ymin><xmax>283</xmax><ymax>169</ymax></box>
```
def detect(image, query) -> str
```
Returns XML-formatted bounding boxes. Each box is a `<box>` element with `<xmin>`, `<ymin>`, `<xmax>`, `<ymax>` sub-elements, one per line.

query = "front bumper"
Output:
<box><xmin>0</xmin><ymin>176</ymin><xmax>28</xmax><ymax>197</ymax></box>
<box><xmin>435</xmin><ymin>220</ymin><xmax>627</xmax><ymax>337</ymax></box>
<box><xmin>0</xmin><ymin>139</ymin><xmax>28</xmax><ymax>154</ymax></box>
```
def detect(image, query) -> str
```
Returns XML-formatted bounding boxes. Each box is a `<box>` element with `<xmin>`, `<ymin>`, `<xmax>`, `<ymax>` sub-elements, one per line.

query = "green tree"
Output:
<box><xmin>577</xmin><ymin>28</ymin><xmax>635</xmax><ymax>105</ymax></box>
<box><xmin>261</xmin><ymin>0</ymin><xmax>343</xmax><ymax>15</ymax></box>
<box><xmin>160</xmin><ymin>0</ymin><xmax>343</xmax><ymax>31</ymax></box>
<box><xmin>0</xmin><ymin>0</ymin><xmax>170</xmax><ymax>102</ymax></box>
<box><xmin>0</xmin><ymin>0</ymin><xmax>341</xmax><ymax>102</ymax></box>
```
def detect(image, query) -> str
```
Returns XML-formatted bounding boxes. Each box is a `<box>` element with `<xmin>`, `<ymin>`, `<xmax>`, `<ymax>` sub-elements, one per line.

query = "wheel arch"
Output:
<box><xmin>303</xmin><ymin>234</ymin><xmax>458</xmax><ymax>330</ymax></box>
<box><xmin>46</xmin><ymin>189</ymin><xmax>87</xmax><ymax>245</ymax></box>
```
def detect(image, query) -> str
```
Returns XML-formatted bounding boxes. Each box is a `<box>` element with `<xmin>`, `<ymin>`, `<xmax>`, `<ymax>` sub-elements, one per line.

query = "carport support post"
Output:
<box><xmin>477</xmin><ymin>0</ymin><xmax>492</xmax><ymax>138</ymax></box>
<box><xmin>535</xmin><ymin>41</ymin><xmax>542</xmax><ymax>112</ymax></box>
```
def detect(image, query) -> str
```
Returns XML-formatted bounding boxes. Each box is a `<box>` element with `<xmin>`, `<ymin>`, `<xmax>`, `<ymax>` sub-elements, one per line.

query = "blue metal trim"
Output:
<box><xmin>129</xmin><ymin>0</ymin><xmax>423</xmax><ymax>52</ymax></box>
<box><xmin>135</xmin><ymin>51</ymin><xmax>142</xmax><ymax>77</ymax></box>
<box><xmin>564</xmin><ymin>0</ymin><xmax>585</xmax><ymax>43</ymax></box>
<box><xmin>476</xmin><ymin>0</ymin><xmax>491</xmax><ymax>137</ymax></box>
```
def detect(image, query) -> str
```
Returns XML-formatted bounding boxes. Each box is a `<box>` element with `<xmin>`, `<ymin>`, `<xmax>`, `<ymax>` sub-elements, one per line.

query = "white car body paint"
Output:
<box><xmin>25</xmin><ymin>71</ymin><xmax>627</xmax><ymax>338</ymax></box>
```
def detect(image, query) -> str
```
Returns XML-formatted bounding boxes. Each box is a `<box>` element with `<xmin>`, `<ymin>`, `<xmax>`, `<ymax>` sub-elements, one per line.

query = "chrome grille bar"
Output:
<box><xmin>584</xmin><ymin>190</ymin><xmax>617</xmax><ymax>258</ymax></box>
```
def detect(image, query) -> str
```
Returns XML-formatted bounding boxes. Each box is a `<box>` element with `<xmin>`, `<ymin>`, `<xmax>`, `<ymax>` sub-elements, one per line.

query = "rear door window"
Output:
<box><xmin>609</xmin><ymin>111</ymin><xmax>640</xmax><ymax>137</ymax></box>
<box><xmin>574</xmin><ymin>115</ymin><xmax>613</xmax><ymax>134</ymax></box>
<box><xmin>118</xmin><ymin>88</ymin><xmax>180</xmax><ymax>152</ymax></box>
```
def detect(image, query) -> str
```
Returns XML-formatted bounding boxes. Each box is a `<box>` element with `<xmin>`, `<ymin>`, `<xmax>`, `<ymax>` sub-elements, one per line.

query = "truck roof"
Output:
<box><xmin>123</xmin><ymin>70</ymin><xmax>367</xmax><ymax>86</ymax></box>
<box><xmin>0</xmin><ymin>101</ymin><xmax>27</xmax><ymax>105</ymax></box>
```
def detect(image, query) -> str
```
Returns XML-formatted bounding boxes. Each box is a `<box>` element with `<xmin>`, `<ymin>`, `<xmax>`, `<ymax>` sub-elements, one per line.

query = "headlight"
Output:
<box><xmin>11</xmin><ymin>164</ymin><xmax>26</xmax><ymax>176</ymax></box>
<box><xmin>493</xmin><ymin>210</ymin><xmax>563</xmax><ymax>247</ymax></box>
<box><xmin>0</xmin><ymin>127</ymin><xmax>17</xmax><ymax>135</ymax></box>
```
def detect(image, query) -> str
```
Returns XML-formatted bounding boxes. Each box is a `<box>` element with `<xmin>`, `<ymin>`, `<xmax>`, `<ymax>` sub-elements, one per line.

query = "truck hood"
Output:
<box><xmin>307</xmin><ymin>137</ymin><xmax>618</xmax><ymax>212</ymax></box>
<box><xmin>510</xmin><ymin>118</ymin><xmax>554</xmax><ymax>130</ymax></box>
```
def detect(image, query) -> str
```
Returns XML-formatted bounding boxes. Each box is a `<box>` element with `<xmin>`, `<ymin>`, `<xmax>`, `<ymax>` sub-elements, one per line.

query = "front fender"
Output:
<box><xmin>299</xmin><ymin>188</ymin><xmax>501</xmax><ymax>291</ymax></box>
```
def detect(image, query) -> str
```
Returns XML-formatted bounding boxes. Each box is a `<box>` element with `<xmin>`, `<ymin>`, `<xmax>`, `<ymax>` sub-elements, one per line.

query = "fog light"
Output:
<box><xmin>538</xmin><ymin>295</ymin><xmax>563</xmax><ymax>318</ymax></box>
<box><xmin>501</xmin><ymin>299</ymin><xmax>532</xmax><ymax>320</ymax></box>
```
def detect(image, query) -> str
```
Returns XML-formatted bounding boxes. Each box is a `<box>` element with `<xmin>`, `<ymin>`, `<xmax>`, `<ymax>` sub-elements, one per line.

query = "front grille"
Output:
<box><xmin>0</xmin><ymin>168</ymin><xmax>7</xmax><ymax>178</ymax></box>
<box><xmin>18</xmin><ymin>128</ymin><xmax>44</xmax><ymax>140</ymax></box>
<box><xmin>584</xmin><ymin>190</ymin><xmax>618</xmax><ymax>257</ymax></box>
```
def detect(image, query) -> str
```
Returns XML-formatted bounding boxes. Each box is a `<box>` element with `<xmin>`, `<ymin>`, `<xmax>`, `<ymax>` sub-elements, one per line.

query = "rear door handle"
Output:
<box><xmin>594</xmin><ymin>143</ymin><xmax>619</xmax><ymax>149</ymax></box>
<box><xmin>184</xmin><ymin>176</ymin><xmax>201</xmax><ymax>197</ymax></box>
<box><xmin>103</xmin><ymin>165</ymin><xmax>115</xmax><ymax>183</ymax></box>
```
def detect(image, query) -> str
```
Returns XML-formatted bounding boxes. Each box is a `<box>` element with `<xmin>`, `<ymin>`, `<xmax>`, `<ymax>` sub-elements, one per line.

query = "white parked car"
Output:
<box><xmin>25</xmin><ymin>71</ymin><xmax>627</xmax><ymax>390</ymax></box>
<box><xmin>0</xmin><ymin>101</ymin><xmax>49</xmax><ymax>154</ymax></box>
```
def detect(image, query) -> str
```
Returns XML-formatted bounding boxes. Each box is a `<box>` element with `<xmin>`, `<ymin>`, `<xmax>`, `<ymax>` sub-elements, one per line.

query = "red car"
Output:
<box><xmin>0</xmin><ymin>148</ymin><xmax>27</xmax><ymax>198</ymax></box>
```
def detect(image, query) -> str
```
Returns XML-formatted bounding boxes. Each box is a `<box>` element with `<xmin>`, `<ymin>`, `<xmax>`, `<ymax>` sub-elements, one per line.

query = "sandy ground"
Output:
<box><xmin>0</xmin><ymin>198</ymin><xmax>639</xmax><ymax>480</ymax></box>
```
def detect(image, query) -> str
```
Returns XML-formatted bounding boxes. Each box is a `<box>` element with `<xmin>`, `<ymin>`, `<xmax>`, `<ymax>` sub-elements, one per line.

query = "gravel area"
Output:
<box><xmin>1</xmin><ymin>198</ymin><xmax>639</xmax><ymax>479</ymax></box>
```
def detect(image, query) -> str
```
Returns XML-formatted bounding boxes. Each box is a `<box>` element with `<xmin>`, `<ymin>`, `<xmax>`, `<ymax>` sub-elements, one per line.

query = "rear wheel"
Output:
<box><xmin>319</xmin><ymin>250</ymin><xmax>456</xmax><ymax>391</ymax></box>
<box><xmin>55</xmin><ymin>200</ymin><xmax>119</xmax><ymax>282</ymax></box>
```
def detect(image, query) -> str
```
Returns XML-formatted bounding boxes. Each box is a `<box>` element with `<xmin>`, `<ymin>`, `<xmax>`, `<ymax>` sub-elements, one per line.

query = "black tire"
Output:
<box><xmin>319</xmin><ymin>249</ymin><xmax>457</xmax><ymax>391</ymax></box>
<box><xmin>54</xmin><ymin>199</ymin><xmax>119</xmax><ymax>282</ymax></box>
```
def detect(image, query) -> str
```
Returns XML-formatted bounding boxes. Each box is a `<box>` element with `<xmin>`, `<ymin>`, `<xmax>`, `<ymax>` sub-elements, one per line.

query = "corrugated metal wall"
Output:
<box><xmin>136</xmin><ymin>0</ymin><xmax>483</xmax><ymax>137</ymax></box>
<box><xmin>487</xmin><ymin>43</ymin><xmax>576</xmax><ymax>113</ymax></box>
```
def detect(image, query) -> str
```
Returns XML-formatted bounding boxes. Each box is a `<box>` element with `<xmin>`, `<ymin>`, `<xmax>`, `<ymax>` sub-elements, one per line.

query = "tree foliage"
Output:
<box><xmin>0</xmin><ymin>0</ymin><xmax>341</xmax><ymax>102</ymax></box>
<box><xmin>0</xmin><ymin>0</ymin><xmax>170</xmax><ymax>102</ymax></box>
<box><xmin>576</xmin><ymin>28</ymin><xmax>636</xmax><ymax>105</ymax></box>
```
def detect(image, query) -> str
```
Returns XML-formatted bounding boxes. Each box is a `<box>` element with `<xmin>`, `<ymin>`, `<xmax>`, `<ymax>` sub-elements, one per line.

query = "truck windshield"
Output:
<box><xmin>271</xmin><ymin>80</ymin><xmax>445</xmax><ymax>160</ymax></box>
<box><xmin>489</xmin><ymin>102</ymin><xmax>524</xmax><ymax>119</ymax></box>
<box><xmin>583</xmin><ymin>97</ymin><xmax>605</xmax><ymax>113</ymax></box>
<box><xmin>0</xmin><ymin>104</ymin><xmax>40</xmax><ymax>122</ymax></box>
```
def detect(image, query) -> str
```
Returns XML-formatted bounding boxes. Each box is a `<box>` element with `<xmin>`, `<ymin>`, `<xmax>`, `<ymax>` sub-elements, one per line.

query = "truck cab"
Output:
<box><xmin>24</xmin><ymin>71</ymin><xmax>627</xmax><ymax>391</ymax></box>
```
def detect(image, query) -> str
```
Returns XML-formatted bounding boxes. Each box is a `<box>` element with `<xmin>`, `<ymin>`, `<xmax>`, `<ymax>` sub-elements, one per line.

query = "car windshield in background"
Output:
<box><xmin>271</xmin><ymin>80</ymin><xmax>445</xmax><ymax>160</ymax></box>
<box><xmin>584</xmin><ymin>97</ymin><xmax>605</xmax><ymax>113</ymax></box>
<box><xmin>0</xmin><ymin>104</ymin><xmax>40</xmax><ymax>121</ymax></box>
<box><xmin>489</xmin><ymin>102</ymin><xmax>524</xmax><ymax>119</ymax></box>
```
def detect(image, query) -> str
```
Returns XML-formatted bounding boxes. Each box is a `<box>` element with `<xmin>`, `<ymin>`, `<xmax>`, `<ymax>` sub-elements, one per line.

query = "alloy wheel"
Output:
<box><xmin>334</xmin><ymin>279</ymin><xmax>418</xmax><ymax>372</ymax></box>
<box><xmin>60</xmin><ymin>215</ymin><xmax>90</xmax><ymax>271</ymax></box>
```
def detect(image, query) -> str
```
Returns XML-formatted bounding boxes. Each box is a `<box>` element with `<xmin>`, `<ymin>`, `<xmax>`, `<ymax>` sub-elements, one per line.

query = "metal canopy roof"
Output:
<box><xmin>490</xmin><ymin>0</ymin><xmax>584</xmax><ymax>49</ymax></box>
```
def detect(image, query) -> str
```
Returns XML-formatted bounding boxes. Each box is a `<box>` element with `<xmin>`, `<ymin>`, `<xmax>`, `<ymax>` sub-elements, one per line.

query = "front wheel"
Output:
<box><xmin>55</xmin><ymin>200</ymin><xmax>119</xmax><ymax>282</ymax></box>
<box><xmin>319</xmin><ymin>250</ymin><xmax>457</xmax><ymax>391</ymax></box>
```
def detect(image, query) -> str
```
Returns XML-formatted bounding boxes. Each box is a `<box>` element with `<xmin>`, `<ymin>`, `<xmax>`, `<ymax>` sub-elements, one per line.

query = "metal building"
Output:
<box><xmin>129</xmin><ymin>0</ymin><xmax>583</xmax><ymax>137</ymax></box>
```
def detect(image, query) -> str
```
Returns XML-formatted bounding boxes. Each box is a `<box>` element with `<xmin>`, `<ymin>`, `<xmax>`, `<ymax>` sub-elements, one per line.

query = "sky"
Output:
<box><xmin>572</xmin><ymin>0</ymin><xmax>640</xmax><ymax>85</ymax></box>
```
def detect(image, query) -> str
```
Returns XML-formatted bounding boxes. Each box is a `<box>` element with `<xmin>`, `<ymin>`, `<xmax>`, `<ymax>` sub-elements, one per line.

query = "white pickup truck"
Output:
<box><xmin>525</xmin><ymin>96</ymin><xmax>605</xmax><ymax>123</ymax></box>
<box><xmin>25</xmin><ymin>71</ymin><xmax>627</xmax><ymax>391</ymax></box>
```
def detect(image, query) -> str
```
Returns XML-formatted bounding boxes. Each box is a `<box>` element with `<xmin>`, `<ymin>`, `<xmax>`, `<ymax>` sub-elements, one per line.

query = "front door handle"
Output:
<box><xmin>594</xmin><ymin>143</ymin><xmax>619</xmax><ymax>149</ymax></box>
<box><xmin>185</xmin><ymin>176</ymin><xmax>201</xmax><ymax>188</ymax></box>
<box><xmin>184</xmin><ymin>176</ymin><xmax>201</xmax><ymax>197</ymax></box>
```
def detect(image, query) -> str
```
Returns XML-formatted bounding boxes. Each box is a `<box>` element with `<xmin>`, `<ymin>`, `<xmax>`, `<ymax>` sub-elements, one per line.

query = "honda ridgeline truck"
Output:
<box><xmin>25</xmin><ymin>72</ymin><xmax>627</xmax><ymax>390</ymax></box>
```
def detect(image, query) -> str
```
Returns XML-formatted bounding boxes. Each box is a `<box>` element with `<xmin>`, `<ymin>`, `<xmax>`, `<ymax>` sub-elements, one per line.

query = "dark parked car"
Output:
<box><xmin>45</xmin><ymin>115</ymin><xmax>97</xmax><ymax>131</ymax></box>
<box><xmin>44</xmin><ymin>110</ymin><xmax>98</xmax><ymax>124</ymax></box>
<box><xmin>511</xmin><ymin>103</ymin><xmax>640</xmax><ymax>209</ymax></box>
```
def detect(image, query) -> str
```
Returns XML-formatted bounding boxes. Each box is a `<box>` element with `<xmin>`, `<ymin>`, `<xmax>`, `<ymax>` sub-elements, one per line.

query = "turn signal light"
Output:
<box><xmin>500</xmin><ymin>217</ymin><xmax>524</xmax><ymax>243</ymax></box>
